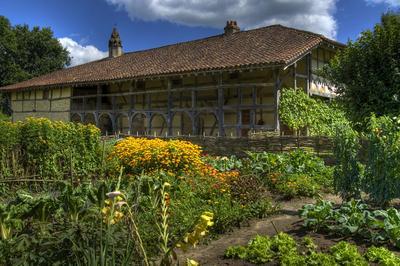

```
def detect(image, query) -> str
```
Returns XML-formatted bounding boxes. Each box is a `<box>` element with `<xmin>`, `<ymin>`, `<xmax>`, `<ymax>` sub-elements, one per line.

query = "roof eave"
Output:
<box><xmin>0</xmin><ymin>62</ymin><xmax>286</xmax><ymax>92</ymax></box>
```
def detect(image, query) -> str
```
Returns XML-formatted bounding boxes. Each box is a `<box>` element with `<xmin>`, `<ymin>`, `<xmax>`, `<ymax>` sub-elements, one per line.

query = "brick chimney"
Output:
<box><xmin>224</xmin><ymin>20</ymin><xmax>240</xmax><ymax>35</ymax></box>
<box><xmin>108</xmin><ymin>27</ymin><xmax>123</xmax><ymax>58</ymax></box>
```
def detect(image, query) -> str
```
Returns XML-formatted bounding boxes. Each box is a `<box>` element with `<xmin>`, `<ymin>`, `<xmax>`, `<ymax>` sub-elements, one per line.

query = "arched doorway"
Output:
<box><xmin>70</xmin><ymin>113</ymin><xmax>82</xmax><ymax>123</ymax></box>
<box><xmin>98</xmin><ymin>113</ymin><xmax>113</xmax><ymax>135</ymax></box>
<box><xmin>83</xmin><ymin>113</ymin><xmax>96</xmax><ymax>125</ymax></box>
<box><xmin>171</xmin><ymin>112</ymin><xmax>192</xmax><ymax>136</ymax></box>
<box><xmin>150</xmin><ymin>113</ymin><xmax>167</xmax><ymax>136</ymax></box>
<box><xmin>131</xmin><ymin>113</ymin><xmax>147</xmax><ymax>136</ymax></box>
<box><xmin>116</xmin><ymin>113</ymin><xmax>129</xmax><ymax>134</ymax></box>
<box><xmin>196</xmin><ymin>112</ymin><xmax>218</xmax><ymax>136</ymax></box>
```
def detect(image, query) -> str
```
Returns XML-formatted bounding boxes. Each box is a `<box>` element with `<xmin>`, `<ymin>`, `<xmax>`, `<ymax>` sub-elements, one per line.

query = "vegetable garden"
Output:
<box><xmin>2</xmin><ymin>114</ymin><xmax>400</xmax><ymax>265</ymax></box>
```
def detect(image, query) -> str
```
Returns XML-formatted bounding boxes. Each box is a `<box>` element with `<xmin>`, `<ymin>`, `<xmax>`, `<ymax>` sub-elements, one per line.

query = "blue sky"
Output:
<box><xmin>0</xmin><ymin>0</ymin><xmax>399</xmax><ymax>66</ymax></box>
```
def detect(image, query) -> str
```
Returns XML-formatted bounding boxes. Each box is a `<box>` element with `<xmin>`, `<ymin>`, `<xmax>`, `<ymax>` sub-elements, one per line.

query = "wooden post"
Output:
<box><xmin>217</xmin><ymin>73</ymin><xmax>224</xmax><ymax>137</ymax></box>
<box><xmin>191</xmin><ymin>76</ymin><xmax>199</xmax><ymax>135</ymax></box>
<box><xmin>293</xmin><ymin>63</ymin><xmax>297</xmax><ymax>90</ymax></box>
<box><xmin>130</xmin><ymin>80</ymin><xmax>136</xmax><ymax>110</ymax></box>
<box><xmin>274</xmin><ymin>69</ymin><xmax>281</xmax><ymax>133</ymax></box>
<box><xmin>167</xmin><ymin>79</ymin><xmax>173</xmax><ymax>136</ymax></box>
<box><xmin>250</xmin><ymin>86</ymin><xmax>257</xmax><ymax>131</ymax></box>
<box><xmin>34</xmin><ymin>89</ymin><xmax>37</xmax><ymax>112</ymax></box>
<box><xmin>306</xmin><ymin>53</ymin><xmax>311</xmax><ymax>96</ymax></box>
<box><xmin>236</xmin><ymin>87</ymin><xmax>242</xmax><ymax>137</ymax></box>
<box><xmin>96</xmin><ymin>85</ymin><xmax>101</xmax><ymax>110</ymax></box>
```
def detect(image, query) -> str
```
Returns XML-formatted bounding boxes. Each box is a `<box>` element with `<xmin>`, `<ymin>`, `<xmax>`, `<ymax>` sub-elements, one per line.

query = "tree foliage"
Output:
<box><xmin>324</xmin><ymin>12</ymin><xmax>400</xmax><ymax>128</ymax></box>
<box><xmin>279</xmin><ymin>88</ymin><xmax>350</xmax><ymax>136</ymax></box>
<box><xmin>0</xmin><ymin>16</ymin><xmax>70</xmax><ymax>115</ymax></box>
<box><xmin>0</xmin><ymin>16</ymin><xmax>70</xmax><ymax>87</ymax></box>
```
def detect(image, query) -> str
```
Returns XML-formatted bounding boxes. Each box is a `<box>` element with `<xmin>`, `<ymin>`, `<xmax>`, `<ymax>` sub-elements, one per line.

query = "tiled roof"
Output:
<box><xmin>0</xmin><ymin>24</ymin><xmax>344</xmax><ymax>91</ymax></box>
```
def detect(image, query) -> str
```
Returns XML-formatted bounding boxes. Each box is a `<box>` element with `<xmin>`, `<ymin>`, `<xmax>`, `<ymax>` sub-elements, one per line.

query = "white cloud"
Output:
<box><xmin>58</xmin><ymin>37</ymin><xmax>108</xmax><ymax>67</ymax></box>
<box><xmin>106</xmin><ymin>0</ymin><xmax>338</xmax><ymax>39</ymax></box>
<box><xmin>365</xmin><ymin>0</ymin><xmax>400</xmax><ymax>7</ymax></box>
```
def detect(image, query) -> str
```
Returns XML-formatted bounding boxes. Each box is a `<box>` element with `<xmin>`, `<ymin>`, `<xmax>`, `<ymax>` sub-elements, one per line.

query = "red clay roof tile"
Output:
<box><xmin>0</xmin><ymin>24</ymin><xmax>344</xmax><ymax>91</ymax></box>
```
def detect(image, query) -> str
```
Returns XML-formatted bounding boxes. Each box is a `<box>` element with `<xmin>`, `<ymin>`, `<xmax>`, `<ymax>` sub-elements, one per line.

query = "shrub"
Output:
<box><xmin>225</xmin><ymin>174</ymin><xmax>266</xmax><ymax>205</ymax></box>
<box><xmin>333</xmin><ymin>123</ymin><xmax>364</xmax><ymax>200</ymax></box>
<box><xmin>364</xmin><ymin>115</ymin><xmax>400</xmax><ymax>205</ymax></box>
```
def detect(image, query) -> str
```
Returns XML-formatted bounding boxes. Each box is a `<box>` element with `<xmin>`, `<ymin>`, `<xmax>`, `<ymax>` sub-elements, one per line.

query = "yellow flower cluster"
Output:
<box><xmin>111</xmin><ymin>137</ymin><xmax>204</xmax><ymax>175</ymax></box>
<box><xmin>176</xmin><ymin>211</ymin><xmax>214</xmax><ymax>252</ymax></box>
<box><xmin>101</xmin><ymin>194</ymin><xmax>125</xmax><ymax>225</ymax></box>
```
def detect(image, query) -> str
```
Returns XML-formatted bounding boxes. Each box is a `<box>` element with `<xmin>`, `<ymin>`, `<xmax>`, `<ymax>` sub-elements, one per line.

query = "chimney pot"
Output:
<box><xmin>224</xmin><ymin>20</ymin><xmax>240</xmax><ymax>35</ymax></box>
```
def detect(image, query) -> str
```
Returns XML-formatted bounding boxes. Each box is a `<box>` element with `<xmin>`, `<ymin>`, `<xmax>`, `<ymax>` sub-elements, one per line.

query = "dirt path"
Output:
<box><xmin>178</xmin><ymin>194</ymin><xmax>342</xmax><ymax>265</ymax></box>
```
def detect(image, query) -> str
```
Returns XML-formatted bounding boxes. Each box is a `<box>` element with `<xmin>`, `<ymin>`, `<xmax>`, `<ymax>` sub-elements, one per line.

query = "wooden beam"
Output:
<box><xmin>217</xmin><ymin>73</ymin><xmax>224</xmax><ymax>136</ymax></box>
<box><xmin>96</xmin><ymin>85</ymin><xmax>101</xmax><ymax>111</ymax></box>
<box><xmin>274</xmin><ymin>69</ymin><xmax>281</xmax><ymax>132</ymax></box>
<box><xmin>293</xmin><ymin>63</ymin><xmax>297</xmax><ymax>90</ymax></box>
<box><xmin>167</xmin><ymin>79</ymin><xmax>173</xmax><ymax>136</ymax></box>
<box><xmin>192</xmin><ymin>77</ymin><xmax>198</xmax><ymax>134</ymax></box>
<box><xmin>306</xmin><ymin>53</ymin><xmax>311</xmax><ymax>95</ymax></box>
<box><xmin>130</xmin><ymin>80</ymin><xmax>135</xmax><ymax>110</ymax></box>
<box><xmin>68</xmin><ymin>82</ymin><xmax>275</xmax><ymax>100</ymax></box>
<box><xmin>250</xmin><ymin>86</ymin><xmax>257</xmax><ymax>131</ymax></box>
<box><xmin>236</xmin><ymin>87</ymin><xmax>242</xmax><ymax>137</ymax></box>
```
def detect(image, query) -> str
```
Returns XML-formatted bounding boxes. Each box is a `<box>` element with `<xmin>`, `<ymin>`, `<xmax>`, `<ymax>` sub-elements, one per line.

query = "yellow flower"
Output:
<box><xmin>186</xmin><ymin>259</ymin><xmax>199</xmax><ymax>266</ymax></box>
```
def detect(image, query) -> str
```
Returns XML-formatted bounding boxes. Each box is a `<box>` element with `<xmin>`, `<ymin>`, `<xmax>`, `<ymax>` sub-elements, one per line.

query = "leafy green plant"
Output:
<box><xmin>224</xmin><ymin>232</ymin><xmax>297</xmax><ymax>264</ymax></box>
<box><xmin>330</xmin><ymin>241</ymin><xmax>368</xmax><ymax>266</ymax></box>
<box><xmin>374</xmin><ymin>208</ymin><xmax>400</xmax><ymax>248</ymax></box>
<box><xmin>365</xmin><ymin>246</ymin><xmax>400</xmax><ymax>265</ymax></box>
<box><xmin>279</xmin><ymin>88</ymin><xmax>350</xmax><ymax>136</ymax></box>
<box><xmin>300</xmin><ymin>200</ymin><xmax>335</xmax><ymax>230</ymax></box>
<box><xmin>333</xmin><ymin>199</ymin><xmax>375</xmax><ymax>236</ymax></box>
<box><xmin>225</xmin><ymin>233</ymin><xmax>397</xmax><ymax>265</ymax></box>
<box><xmin>245</xmin><ymin>149</ymin><xmax>333</xmax><ymax>198</ymax></box>
<box><xmin>202</xmin><ymin>155</ymin><xmax>243</xmax><ymax>172</ymax></box>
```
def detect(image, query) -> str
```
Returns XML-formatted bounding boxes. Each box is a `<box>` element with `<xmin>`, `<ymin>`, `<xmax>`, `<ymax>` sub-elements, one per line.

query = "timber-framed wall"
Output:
<box><xmin>69</xmin><ymin>66</ymin><xmax>287</xmax><ymax>137</ymax></box>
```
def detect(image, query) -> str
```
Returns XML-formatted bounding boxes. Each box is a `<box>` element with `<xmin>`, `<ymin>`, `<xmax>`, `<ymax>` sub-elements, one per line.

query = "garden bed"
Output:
<box><xmin>179</xmin><ymin>193</ymin><xmax>400</xmax><ymax>265</ymax></box>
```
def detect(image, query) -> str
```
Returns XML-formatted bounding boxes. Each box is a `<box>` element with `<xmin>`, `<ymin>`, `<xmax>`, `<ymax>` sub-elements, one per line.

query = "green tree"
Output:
<box><xmin>324</xmin><ymin>12</ymin><xmax>400</xmax><ymax>128</ymax></box>
<box><xmin>0</xmin><ymin>16</ymin><xmax>70</xmax><ymax>114</ymax></box>
<box><xmin>0</xmin><ymin>16</ymin><xmax>70</xmax><ymax>86</ymax></box>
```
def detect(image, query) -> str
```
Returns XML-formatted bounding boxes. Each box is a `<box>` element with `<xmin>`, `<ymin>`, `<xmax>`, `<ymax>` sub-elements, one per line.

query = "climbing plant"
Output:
<box><xmin>279</xmin><ymin>88</ymin><xmax>350</xmax><ymax>136</ymax></box>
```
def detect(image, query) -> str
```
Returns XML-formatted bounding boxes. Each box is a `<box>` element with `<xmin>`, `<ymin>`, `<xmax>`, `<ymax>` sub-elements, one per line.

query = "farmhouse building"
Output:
<box><xmin>0</xmin><ymin>21</ymin><xmax>344</xmax><ymax>136</ymax></box>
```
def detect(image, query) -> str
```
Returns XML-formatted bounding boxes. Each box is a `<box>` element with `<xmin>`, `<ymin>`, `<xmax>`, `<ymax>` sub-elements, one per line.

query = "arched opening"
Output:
<box><xmin>116</xmin><ymin>113</ymin><xmax>129</xmax><ymax>134</ymax></box>
<box><xmin>150</xmin><ymin>113</ymin><xmax>167</xmax><ymax>137</ymax></box>
<box><xmin>131</xmin><ymin>113</ymin><xmax>147</xmax><ymax>136</ymax></box>
<box><xmin>83</xmin><ymin>113</ymin><xmax>96</xmax><ymax>125</ymax></box>
<box><xmin>171</xmin><ymin>112</ymin><xmax>192</xmax><ymax>136</ymax></box>
<box><xmin>98</xmin><ymin>113</ymin><xmax>113</xmax><ymax>135</ymax></box>
<box><xmin>196</xmin><ymin>112</ymin><xmax>218</xmax><ymax>136</ymax></box>
<box><xmin>70</xmin><ymin>113</ymin><xmax>82</xmax><ymax>123</ymax></box>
